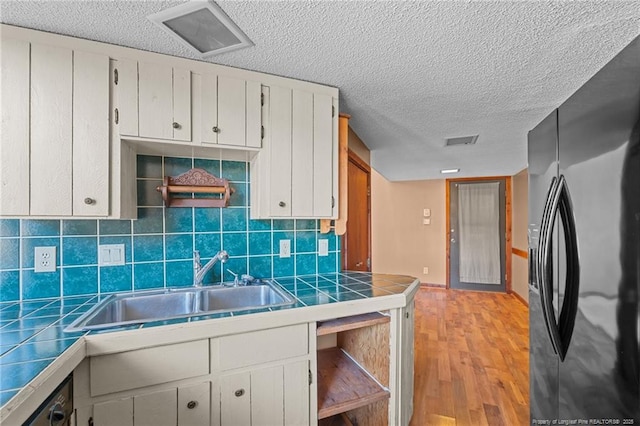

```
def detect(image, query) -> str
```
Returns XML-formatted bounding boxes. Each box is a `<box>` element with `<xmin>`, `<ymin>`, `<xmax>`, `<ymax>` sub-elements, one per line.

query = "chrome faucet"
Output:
<box><xmin>193</xmin><ymin>250</ymin><xmax>229</xmax><ymax>287</ymax></box>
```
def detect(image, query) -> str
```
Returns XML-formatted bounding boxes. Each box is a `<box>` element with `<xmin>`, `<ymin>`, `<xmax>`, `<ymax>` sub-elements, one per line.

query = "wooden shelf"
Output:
<box><xmin>317</xmin><ymin>312</ymin><xmax>390</xmax><ymax>336</ymax></box>
<box><xmin>317</xmin><ymin>347</ymin><xmax>390</xmax><ymax>419</ymax></box>
<box><xmin>318</xmin><ymin>413</ymin><xmax>354</xmax><ymax>426</ymax></box>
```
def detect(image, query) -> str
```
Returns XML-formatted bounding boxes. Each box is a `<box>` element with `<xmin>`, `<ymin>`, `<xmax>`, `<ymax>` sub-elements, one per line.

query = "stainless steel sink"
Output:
<box><xmin>65</xmin><ymin>281</ymin><xmax>295</xmax><ymax>332</ymax></box>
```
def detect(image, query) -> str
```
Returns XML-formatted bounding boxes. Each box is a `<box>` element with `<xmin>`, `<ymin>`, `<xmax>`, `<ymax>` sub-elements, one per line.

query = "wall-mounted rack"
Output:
<box><xmin>156</xmin><ymin>168</ymin><xmax>234</xmax><ymax>208</ymax></box>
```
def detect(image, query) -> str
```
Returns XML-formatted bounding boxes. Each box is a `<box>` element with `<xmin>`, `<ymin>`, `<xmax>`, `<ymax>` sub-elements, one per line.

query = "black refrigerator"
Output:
<box><xmin>528</xmin><ymin>35</ymin><xmax>640</xmax><ymax>423</ymax></box>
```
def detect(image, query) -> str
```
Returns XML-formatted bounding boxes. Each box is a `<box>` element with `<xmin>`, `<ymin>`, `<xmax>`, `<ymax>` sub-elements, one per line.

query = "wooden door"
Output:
<box><xmin>218</xmin><ymin>76</ymin><xmax>246</xmax><ymax>146</ymax></box>
<box><xmin>93</xmin><ymin>398</ymin><xmax>134</xmax><ymax>426</ymax></box>
<box><xmin>178</xmin><ymin>382</ymin><xmax>210</xmax><ymax>425</ymax></box>
<box><xmin>134</xmin><ymin>388</ymin><xmax>177</xmax><ymax>426</ymax></box>
<box><xmin>138</xmin><ymin>61</ymin><xmax>173</xmax><ymax>140</ymax></box>
<box><xmin>172</xmin><ymin>67</ymin><xmax>191</xmax><ymax>141</ymax></box>
<box><xmin>220</xmin><ymin>372</ymin><xmax>251</xmax><ymax>425</ymax></box>
<box><xmin>342</xmin><ymin>151</ymin><xmax>371</xmax><ymax>271</ymax></box>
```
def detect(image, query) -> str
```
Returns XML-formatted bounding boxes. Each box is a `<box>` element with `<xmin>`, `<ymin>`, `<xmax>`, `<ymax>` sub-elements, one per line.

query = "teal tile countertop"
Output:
<box><xmin>0</xmin><ymin>272</ymin><xmax>416</xmax><ymax>409</ymax></box>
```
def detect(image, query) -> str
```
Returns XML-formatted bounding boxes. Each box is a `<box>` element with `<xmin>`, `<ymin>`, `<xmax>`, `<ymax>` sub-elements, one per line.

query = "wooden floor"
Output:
<box><xmin>410</xmin><ymin>287</ymin><xmax>529</xmax><ymax>426</ymax></box>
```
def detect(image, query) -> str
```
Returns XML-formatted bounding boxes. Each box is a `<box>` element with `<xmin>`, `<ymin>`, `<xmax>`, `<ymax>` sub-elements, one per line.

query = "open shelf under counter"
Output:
<box><xmin>316</xmin><ymin>312</ymin><xmax>390</xmax><ymax>336</ymax></box>
<box><xmin>317</xmin><ymin>347</ymin><xmax>390</xmax><ymax>419</ymax></box>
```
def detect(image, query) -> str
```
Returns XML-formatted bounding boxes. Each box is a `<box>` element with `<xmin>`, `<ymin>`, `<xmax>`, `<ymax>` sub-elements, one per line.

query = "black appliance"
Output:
<box><xmin>23</xmin><ymin>375</ymin><xmax>73</xmax><ymax>426</ymax></box>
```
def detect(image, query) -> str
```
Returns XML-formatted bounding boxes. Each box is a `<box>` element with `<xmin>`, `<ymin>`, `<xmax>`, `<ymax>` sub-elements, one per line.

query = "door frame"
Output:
<box><xmin>445</xmin><ymin>176</ymin><xmax>512</xmax><ymax>292</ymax></box>
<box><xmin>341</xmin><ymin>148</ymin><xmax>372</xmax><ymax>271</ymax></box>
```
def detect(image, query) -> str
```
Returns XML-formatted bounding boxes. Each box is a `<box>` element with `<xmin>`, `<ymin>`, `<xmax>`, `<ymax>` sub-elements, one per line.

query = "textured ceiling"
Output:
<box><xmin>2</xmin><ymin>1</ymin><xmax>639</xmax><ymax>181</ymax></box>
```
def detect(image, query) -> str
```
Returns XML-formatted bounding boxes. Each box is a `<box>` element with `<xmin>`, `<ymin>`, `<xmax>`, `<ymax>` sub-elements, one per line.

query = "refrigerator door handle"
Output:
<box><xmin>538</xmin><ymin>176</ymin><xmax>563</xmax><ymax>357</ymax></box>
<box><xmin>556</xmin><ymin>175</ymin><xmax>580</xmax><ymax>360</ymax></box>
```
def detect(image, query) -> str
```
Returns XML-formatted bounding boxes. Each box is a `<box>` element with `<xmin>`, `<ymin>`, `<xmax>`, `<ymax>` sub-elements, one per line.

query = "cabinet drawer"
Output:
<box><xmin>90</xmin><ymin>340</ymin><xmax>209</xmax><ymax>396</ymax></box>
<box><xmin>216</xmin><ymin>324</ymin><xmax>308</xmax><ymax>371</ymax></box>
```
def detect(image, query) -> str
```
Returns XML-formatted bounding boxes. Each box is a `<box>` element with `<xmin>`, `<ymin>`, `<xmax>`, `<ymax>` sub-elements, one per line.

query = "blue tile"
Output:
<box><xmin>21</xmin><ymin>220</ymin><xmax>60</xmax><ymax>237</ymax></box>
<box><xmin>221</xmin><ymin>160</ymin><xmax>247</xmax><ymax>182</ymax></box>
<box><xmin>164</xmin><ymin>157</ymin><xmax>192</xmax><ymax>177</ymax></box>
<box><xmin>222</xmin><ymin>208</ymin><xmax>247</xmax><ymax>232</ymax></box>
<box><xmin>248</xmin><ymin>232</ymin><xmax>271</xmax><ymax>256</ymax></box>
<box><xmin>133</xmin><ymin>208</ymin><xmax>163</xmax><ymax>234</ymax></box>
<box><xmin>327</xmin><ymin>233</ymin><xmax>339</xmax><ymax>252</ymax></box>
<box><xmin>0</xmin><ymin>220</ymin><xmax>19</xmax><ymax>237</ymax></box>
<box><xmin>248</xmin><ymin>256</ymin><xmax>271</xmax><ymax>279</ymax></box>
<box><xmin>0</xmin><ymin>359</ymin><xmax>53</xmax><ymax>390</ymax></box>
<box><xmin>249</xmin><ymin>219</ymin><xmax>272</xmax><ymax>231</ymax></box>
<box><xmin>165</xmin><ymin>208</ymin><xmax>193</xmax><ymax>233</ymax></box>
<box><xmin>133</xmin><ymin>262</ymin><xmax>164</xmax><ymax>290</ymax></box>
<box><xmin>295</xmin><ymin>231</ymin><xmax>316</xmax><ymax>254</ymax></box>
<box><xmin>194</xmin><ymin>158</ymin><xmax>221</xmax><ymax>176</ymax></box>
<box><xmin>100</xmin><ymin>264</ymin><xmax>132</xmax><ymax>293</ymax></box>
<box><xmin>62</xmin><ymin>220</ymin><xmax>97</xmax><ymax>236</ymax></box>
<box><xmin>40</xmin><ymin>324</ymin><xmax>85</xmax><ymax>341</ymax></box>
<box><xmin>133</xmin><ymin>235</ymin><xmax>164</xmax><ymax>262</ymax></box>
<box><xmin>165</xmin><ymin>234</ymin><xmax>193</xmax><ymax>260</ymax></box>
<box><xmin>195</xmin><ymin>208</ymin><xmax>221</xmax><ymax>232</ymax></box>
<box><xmin>0</xmin><ymin>239</ymin><xmax>19</xmax><ymax>270</ymax></box>
<box><xmin>0</xmin><ymin>329</ymin><xmax>39</xmax><ymax>346</ymax></box>
<box><xmin>0</xmin><ymin>272</ymin><xmax>19</xmax><ymax>302</ymax></box>
<box><xmin>272</xmin><ymin>231</ymin><xmax>295</xmax><ymax>253</ymax></box>
<box><xmin>0</xmin><ymin>389</ymin><xmax>18</xmax><ymax>405</ymax></box>
<box><xmin>99</xmin><ymin>220</ymin><xmax>132</xmax><ymax>235</ymax></box>
<box><xmin>296</xmin><ymin>254</ymin><xmax>316</xmax><ymax>276</ymax></box>
<box><xmin>228</xmin><ymin>183</ymin><xmax>247</xmax><ymax>207</ymax></box>
<box><xmin>272</xmin><ymin>220</ymin><xmax>294</xmax><ymax>231</ymax></box>
<box><xmin>22</xmin><ymin>271</ymin><xmax>60</xmax><ymax>300</ymax></box>
<box><xmin>21</xmin><ymin>238</ymin><xmax>60</xmax><ymax>269</ymax></box>
<box><xmin>137</xmin><ymin>155</ymin><xmax>162</xmax><ymax>178</ymax></box>
<box><xmin>99</xmin><ymin>236</ymin><xmax>132</xmax><ymax>263</ymax></box>
<box><xmin>273</xmin><ymin>256</ymin><xmax>294</xmax><ymax>278</ymax></box>
<box><xmin>194</xmin><ymin>233</ymin><xmax>221</xmax><ymax>257</ymax></box>
<box><xmin>137</xmin><ymin>180</ymin><xmax>163</xmax><ymax>206</ymax></box>
<box><xmin>296</xmin><ymin>219</ymin><xmax>317</xmax><ymax>230</ymax></box>
<box><xmin>62</xmin><ymin>267</ymin><xmax>98</xmax><ymax>296</ymax></box>
<box><xmin>0</xmin><ymin>316</ymin><xmax>58</xmax><ymax>332</ymax></box>
<box><xmin>222</xmin><ymin>257</ymin><xmax>247</xmax><ymax>282</ymax></box>
<box><xmin>198</xmin><ymin>261</ymin><xmax>223</xmax><ymax>285</ymax></box>
<box><xmin>0</xmin><ymin>338</ymin><xmax>78</xmax><ymax>365</ymax></box>
<box><xmin>223</xmin><ymin>233</ymin><xmax>247</xmax><ymax>257</ymax></box>
<box><xmin>62</xmin><ymin>237</ymin><xmax>97</xmax><ymax>266</ymax></box>
<box><xmin>166</xmin><ymin>261</ymin><xmax>193</xmax><ymax>287</ymax></box>
<box><xmin>318</xmin><ymin>252</ymin><xmax>338</xmax><ymax>274</ymax></box>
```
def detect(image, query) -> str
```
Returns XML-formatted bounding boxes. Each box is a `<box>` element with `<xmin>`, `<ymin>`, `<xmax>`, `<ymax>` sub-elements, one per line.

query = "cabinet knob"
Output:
<box><xmin>212</xmin><ymin>126</ymin><xmax>220</xmax><ymax>133</ymax></box>
<box><xmin>278</xmin><ymin>201</ymin><xmax>286</xmax><ymax>207</ymax></box>
<box><xmin>186</xmin><ymin>400</ymin><xmax>198</xmax><ymax>409</ymax></box>
<box><xmin>173</xmin><ymin>122</ymin><xmax>181</xmax><ymax>129</ymax></box>
<box><xmin>234</xmin><ymin>389</ymin><xmax>245</xmax><ymax>397</ymax></box>
<box><xmin>84</xmin><ymin>198</ymin><xmax>95</xmax><ymax>205</ymax></box>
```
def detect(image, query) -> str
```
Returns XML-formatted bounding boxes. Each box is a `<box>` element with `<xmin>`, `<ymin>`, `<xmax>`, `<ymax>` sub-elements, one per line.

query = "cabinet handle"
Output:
<box><xmin>212</xmin><ymin>126</ymin><xmax>220</xmax><ymax>133</ymax></box>
<box><xmin>114</xmin><ymin>108</ymin><xmax>119</xmax><ymax>124</ymax></box>
<box><xmin>84</xmin><ymin>198</ymin><xmax>95</xmax><ymax>205</ymax></box>
<box><xmin>173</xmin><ymin>122</ymin><xmax>181</xmax><ymax>129</ymax></box>
<box><xmin>186</xmin><ymin>400</ymin><xmax>198</xmax><ymax>409</ymax></box>
<box><xmin>278</xmin><ymin>201</ymin><xmax>286</xmax><ymax>207</ymax></box>
<box><xmin>234</xmin><ymin>389</ymin><xmax>245</xmax><ymax>397</ymax></box>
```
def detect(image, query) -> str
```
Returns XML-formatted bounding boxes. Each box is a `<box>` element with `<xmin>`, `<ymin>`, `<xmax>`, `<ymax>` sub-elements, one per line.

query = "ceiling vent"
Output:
<box><xmin>148</xmin><ymin>1</ymin><xmax>253</xmax><ymax>58</ymax></box>
<box><xmin>445</xmin><ymin>135</ymin><xmax>479</xmax><ymax>147</ymax></box>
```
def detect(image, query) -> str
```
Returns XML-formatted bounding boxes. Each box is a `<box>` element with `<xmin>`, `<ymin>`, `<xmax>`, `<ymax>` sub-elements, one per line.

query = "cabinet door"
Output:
<box><xmin>217</xmin><ymin>76</ymin><xmax>246</xmax><ymax>146</ymax></box>
<box><xmin>201</xmin><ymin>73</ymin><xmax>218</xmax><ymax>144</ymax></box>
<box><xmin>72</xmin><ymin>50</ymin><xmax>109</xmax><ymax>216</ymax></box>
<box><xmin>292</xmin><ymin>90</ymin><xmax>314</xmax><ymax>217</ymax></box>
<box><xmin>312</xmin><ymin>94</ymin><xmax>335</xmax><ymax>217</ymax></box>
<box><xmin>134</xmin><ymin>388</ymin><xmax>177</xmax><ymax>426</ymax></box>
<box><xmin>138</xmin><ymin>61</ymin><xmax>173</xmax><ymax>140</ymax></box>
<box><xmin>246</xmin><ymin>81</ymin><xmax>262</xmax><ymax>148</ymax></box>
<box><xmin>0</xmin><ymin>38</ymin><xmax>30</xmax><ymax>215</ymax></box>
<box><xmin>93</xmin><ymin>397</ymin><xmax>134</xmax><ymax>426</ymax></box>
<box><xmin>178</xmin><ymin>382</ymin><xmax>210</xmax><ymax>426</ymax></box>
<box><xmin>172</xmin><ymin>67</ymin><xmax>191</xmax><ymax>141</ymax></box>
<box><xmin>115</xmin><ymin>59</ymin><xmax>139</xmax><ymax>137</ymax></box>
<box><xmin>269</xmin><ymin>86</ymin><xmax>293</xmax><ymax>216</ymax></box>
<box><xmin>284</xmin><ymin>361</ymin><xmax>310</xmax><ymax>426</ymax></box>
<box><xmin>220</xmin><ymin>372</ymin><xmax>251</xmax><ymax>425</ymax></box>
<box><xmin>30</xmin><ymin>43</ymin><xmax>73</xmax><ymax>216</ymax></box>
<box><xmin>251</xmin><ymin>365</ymin><xmax>284</xmax><ymax>425</ymax></box>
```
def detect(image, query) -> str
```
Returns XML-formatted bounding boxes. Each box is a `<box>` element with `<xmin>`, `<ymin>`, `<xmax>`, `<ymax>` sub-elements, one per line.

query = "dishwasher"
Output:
<box><xmin>23</xmin><ymin>374</ymin><xmax>73</xmax><ymax>426</ymax></box>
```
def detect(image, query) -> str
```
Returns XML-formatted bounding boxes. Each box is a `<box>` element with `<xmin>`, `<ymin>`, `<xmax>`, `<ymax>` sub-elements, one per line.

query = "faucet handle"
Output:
<box><xmin>241</xmin><ymin>274</ymin><xmax>254</xmax><ymax>286</ymax></box>
<box><xmin>226</xmin><ymin>269</ymin><xmax>240</xmax><ymax>286</ymax></box>
<box><xmin>194</xmin><ymin>250</ymin><xmax>201</xmax><ymax>265</ymax></box>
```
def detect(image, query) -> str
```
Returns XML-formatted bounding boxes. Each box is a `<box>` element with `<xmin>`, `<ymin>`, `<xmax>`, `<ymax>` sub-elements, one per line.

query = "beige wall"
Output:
<box><xmin>511</xmin><ymin>168</ymin><xmax>529</xmax><ymax>303</ymax></box>
<box><xmin>371</xmin><ymin>170</ymin><xmax>447</xmax><ymax>284</ymax></box>
<box><xmin>348</xmin><ymin>127</ymin><xmax>370</xmax><ymax>165</ymax></box>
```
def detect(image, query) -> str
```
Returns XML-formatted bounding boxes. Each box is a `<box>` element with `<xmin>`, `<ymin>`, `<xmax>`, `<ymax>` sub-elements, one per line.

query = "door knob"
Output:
<box><xmin>172</xmin><ymin>122</ymin><xmax>181</xmax><ymax>129</ymax></box>
<box><xmin>451</xmin><ymin>238</ymin><xmax>456</xmax><ymax>243</ymax></box>
<box><xmin>278</xmin><ymin>201</ymin><xmax>286</xmax><ymax>207</ymax></box>
<box><xmin>84</xmin><ymin>197</ymin><xmax>95</xmax><ymax>205</ymax></box>
<box><xmin>212</xmin><ymin>126</ymin><xmax>220</xmax><ymax>133</ymax></box>
<box><xmin>186</xmin><ymin>401</ymin><xmax>198</xmax><ymax>409</ymax></box>
<box><xmin>356</xmin><ymin>262</ymin><xmax>363</xmax><ymax>267</ymax></box>
<box><xmin>234</xmin><ymin>389</ymin><xmax>245</xmax><ymax>397</ymax></box>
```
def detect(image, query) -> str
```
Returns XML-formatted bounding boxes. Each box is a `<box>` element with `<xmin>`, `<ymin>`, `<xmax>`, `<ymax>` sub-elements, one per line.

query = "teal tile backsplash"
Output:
<box><xmin>0</xmin><ymin>155</ymin><xmax>340</xmax><ymax>302</ymax></box>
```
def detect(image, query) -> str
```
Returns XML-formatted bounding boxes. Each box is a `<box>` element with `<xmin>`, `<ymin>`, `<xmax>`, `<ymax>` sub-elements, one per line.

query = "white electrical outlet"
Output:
<box><xmin>423</xmin><ymin>267</ymin><xmax>429</xmax><ymax>275</ymax></box>
<box><xmin>34</xmin><ymin>246</ymin><xmax>56</xmax><ymax>273</ymax></box>
<box><xmin>318</xmin><ymin>239</ymin><xmax>329</xmax><ymax>256</ymax></box>
<box><xmin>279</xmin><ymin>239</ymin><xmax>291</xmax><ymax>258</ymax></box>
<box><xmin>423</xmin><ymin>218</ymin><xmax>431</xmax><ymax>225</ymax></box>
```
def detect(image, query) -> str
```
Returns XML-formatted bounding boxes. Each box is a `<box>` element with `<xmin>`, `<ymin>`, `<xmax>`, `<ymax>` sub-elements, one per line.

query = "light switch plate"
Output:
<box><xmin>279</xmin><ymin>240</ymin><xmax>291</xmax><ymax>258</ymax></box>
<box><xmin>318</xmin><ymin>239</ymin><xmax>329</xmax><ymax>256</ymax></box>
<box><xmin>34</xmin><ymin>247</ymin><xmax>56</xmax><ymax>273</ymax></box>
<box><xmin>99</xmin><ymin>244</ymin><xmax>125</xmax><ymax>266</ymax></box>
<box><xmin>423</xmin><ymin>208</ymin><xmax>431</xmax><ymax>217</ymax></box>
<box><xmin>423</xmin><ymin>218</ymin><xmax>431</xmax><ymax>225</ymax></box>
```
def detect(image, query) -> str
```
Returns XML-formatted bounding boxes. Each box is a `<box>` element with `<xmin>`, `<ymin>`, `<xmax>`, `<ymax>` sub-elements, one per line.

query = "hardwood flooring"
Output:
<box><xmin>410</xmin><ymin>288</ymin><xmax>529</xmax><ymax>426</ymax></box>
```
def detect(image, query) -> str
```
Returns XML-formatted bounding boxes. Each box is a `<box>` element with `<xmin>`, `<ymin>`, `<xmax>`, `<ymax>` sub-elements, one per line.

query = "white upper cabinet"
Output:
<box><xmin>118</xmin><ymin>61</ymin><xmax>192</xmax><ymax>142</ymax></box>
<box><xmin>252</xmin><ymin>86</ymin><xmax>338</xmax><ymax>219</ymax></box>
<box><xmin>0</xmin><ymin>38</ymin><xmax>110</xmax><ymax>217</ymax></box>
<box><xmin>200</xmin><ymin>74</ymin><xmax>262</xmax><ymax>147</ymax></box>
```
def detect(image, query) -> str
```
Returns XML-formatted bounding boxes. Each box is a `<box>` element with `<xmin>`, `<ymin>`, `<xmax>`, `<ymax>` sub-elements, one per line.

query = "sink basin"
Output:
<box><xmin>65</xmin><ymin>281</ymin><xmax>295</xmax><ymax>332</ymax></box>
